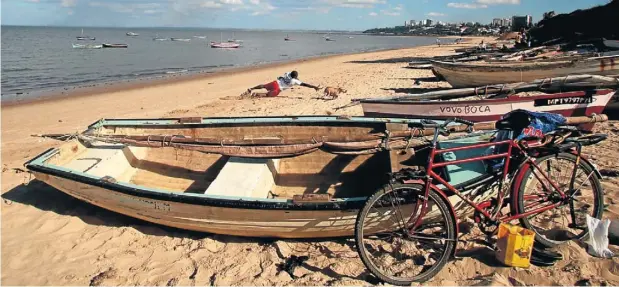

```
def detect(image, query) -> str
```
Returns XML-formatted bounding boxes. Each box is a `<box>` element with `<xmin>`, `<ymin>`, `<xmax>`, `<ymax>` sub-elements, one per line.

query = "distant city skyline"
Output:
<box><xmin>1</xmin><ymin>0</ymin><xmax>609</xmax><ymax>30</ymax></box>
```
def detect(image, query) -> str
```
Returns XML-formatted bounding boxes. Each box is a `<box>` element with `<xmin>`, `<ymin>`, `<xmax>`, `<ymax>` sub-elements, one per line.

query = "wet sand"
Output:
<box><xmin>2</xmin><ymin>36</ymin><xmax>619</xmax><ymax>286</ymax></box>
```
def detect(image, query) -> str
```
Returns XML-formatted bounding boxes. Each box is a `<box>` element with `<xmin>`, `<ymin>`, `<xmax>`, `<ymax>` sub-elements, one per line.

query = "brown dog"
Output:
<box><xmin>323</xmin><ymin>87</ymin><xmax>347</xmax><ymax>99</ymax></box>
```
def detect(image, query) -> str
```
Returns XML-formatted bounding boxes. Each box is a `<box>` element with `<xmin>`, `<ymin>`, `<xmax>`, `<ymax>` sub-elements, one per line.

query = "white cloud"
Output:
<box><xmin>24</xmin><ymin>0</ymin><xmax>40</xmax><ymax>3</ymax></box>
<box><xmin>89</xmin><ymin>2</ymin><xmax>162</xmax><ymax>13</ymax></box>
<box><xmin>293</xmin><ymin>6</ymin><xmax>330</xmax><ymax>13</ymax></box>
<box><xmin>67</xmin><ymin>9</ymin><xmax>73</xmax><ymax>14</ymax></box>
<box><xmin>323</xmin><ymin>0</ymin><xmax>386</xmax><ymax>9</ymax></box>
<box><xmin>476</xmin><ymin>0</ymin><xmax>519</xmax><ymax>4</ymax></box>
<box><xmin>220</xmin><ymin>0</ymin><xmax>243</xmax><ymax>5</ymax></box>
<box><xmin>61</xmin><ymin>0</ymin><xmax>76</xmax><ymax>7</ymax></box>
<box><xmin>201</xmin><ymin>1</ymin><xmax>223</xmax><ymax>8</ymax></box>
<box><xmin>380</xmin><ymin>9</ymin><xmax>399</xmax><ymax>16</ymax></box>
<box><xmin>427</xmin><ymin>12</ymin><xmax>446</xmax><ymax>16</ymax></box>
<box><xmin>393</xmin><ymin>6</ymin><xmax>402</xmax><ymax>11</ymax></box>
<box><xmin>144</xmin><ymin>9</ymin><xmax>161</xmax><ymax>14</ymax></box>
<box><xmin>368</xmin><ymin>11</ymin><xmax>377</xmax><ymax>16</ymax></box>
<box><xmin>249</xmin><ymin>0</ymin><xmax>260</xmax><ymax>3</ymax></box>
<box><xmin>447</xmin><ymin>2</ymin><xmax>488</xmax><ymax>9</ymax></box>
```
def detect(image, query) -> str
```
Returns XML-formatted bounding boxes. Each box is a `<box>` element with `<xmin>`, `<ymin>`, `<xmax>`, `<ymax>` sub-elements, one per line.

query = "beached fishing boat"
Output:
<box><xmin>171</xmin><ymin>38</ymin><xmax>191</xmax><ymax>42</ymax></box>
<box><xmin>72</xmin><ymin>43</ymin><xmax>103</xmax><ymax>49</ymax></box>
<box><xmin>361</xmin><ymin>75</ymin><xmax>619</xmax><ymax>124</ymax></box>
<box><xmin>431</xmin><ymin>55</ymin><xmax>619</xmax><ymax>88</ymax></box>
<box><xmin>102</xmin><ymin>43</ymin><xmax>128</xmax><ymax>48</ymax></box>
<box><xmin>24</xmin><ymin>114</ymin><xmax>607</xmax><ymax>238</ymax></box>
<box><xmin>126</xmin><ymin>32</ymin><xmax>139</xmax><ymax>36</ymax></box>
<box><xmin>362</xmin><ymin>89</ymin><xmax>614</xmax><ymax>123</ymax></box>
<box><xmin>25</xmin><ymin>116</ymin><xmax>449</xmax><ymax>238</ymax></box>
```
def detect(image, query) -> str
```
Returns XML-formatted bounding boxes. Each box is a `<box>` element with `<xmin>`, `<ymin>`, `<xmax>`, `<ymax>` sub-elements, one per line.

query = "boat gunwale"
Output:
<box><xmin>431</xmin><ymin>54</ymin><xmax>619</xmax><ymax>72</ymax></box>
<box><xmin>86</xmin><ymin>116</ymin><xmax>439</xmax><ymax>130</ymax></box>
<box><xmin>359</xmin><ymin>89</ymin><xmax>614</xmax><ymax>105</ymax></box>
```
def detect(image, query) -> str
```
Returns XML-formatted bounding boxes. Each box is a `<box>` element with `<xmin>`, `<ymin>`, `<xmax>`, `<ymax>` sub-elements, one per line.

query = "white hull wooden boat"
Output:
<box><xmin>126</xmin><ymin>32</ymin><xmax>139</xmax><ymax>36</ymax></box>
<box><xmin>362</xmin><ymin>89</ymin><xmax>615</xmax><ymax>123</ymax></box>
<box><xmin>431</xmin><ymin>55</ymin><xmax>619</xmax><ymax>88</ymax></box>
<box><xmin>171</xmin><ymin>38</ymin><xmax>191</xmax><ymax>42</ymax></box>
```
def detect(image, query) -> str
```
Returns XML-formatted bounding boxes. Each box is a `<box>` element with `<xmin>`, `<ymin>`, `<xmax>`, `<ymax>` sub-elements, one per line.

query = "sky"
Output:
<box><xmin>1</xmin><ymin>0</ymin><xmax>610</xmax><ymax>30</ymax></box>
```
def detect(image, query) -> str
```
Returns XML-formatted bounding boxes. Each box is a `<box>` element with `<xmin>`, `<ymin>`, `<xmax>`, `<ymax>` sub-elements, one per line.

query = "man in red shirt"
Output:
<box><xmin>241</xmin><ymin>71</ymin><xmax>321</xmax><ymax>97</ymax></box>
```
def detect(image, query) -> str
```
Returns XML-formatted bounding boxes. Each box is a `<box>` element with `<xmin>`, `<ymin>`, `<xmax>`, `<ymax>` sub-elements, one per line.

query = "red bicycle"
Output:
<box><xmin>354</xmin><ymin>111</ymin><xmax>606</xmax><ymax>285</ymax></box>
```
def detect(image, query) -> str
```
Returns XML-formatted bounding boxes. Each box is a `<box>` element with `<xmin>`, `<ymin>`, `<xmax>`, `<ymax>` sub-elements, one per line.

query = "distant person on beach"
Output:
<box><xmin>436</xmin><ymin>38</ymin><xmax>441</xmax><ymax>47</ymax></box>
<box><xmin>241</xmin><ymin>71</ymin><xmax>321</xmax><ymax>98</ymax></box>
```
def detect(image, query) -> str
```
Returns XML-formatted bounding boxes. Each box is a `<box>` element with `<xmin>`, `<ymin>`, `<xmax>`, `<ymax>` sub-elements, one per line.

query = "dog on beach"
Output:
<box><xmin>323</xmin><ymin>87</ymin><xmax>347</xmax><ymax>100</ymax></box>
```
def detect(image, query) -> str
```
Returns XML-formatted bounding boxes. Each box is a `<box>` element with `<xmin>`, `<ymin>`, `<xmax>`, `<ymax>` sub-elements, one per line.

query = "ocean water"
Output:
<box><xmin>1</xmin><ymin>26</ymin><xmax>441</xmax><ymax>102</ymax></box>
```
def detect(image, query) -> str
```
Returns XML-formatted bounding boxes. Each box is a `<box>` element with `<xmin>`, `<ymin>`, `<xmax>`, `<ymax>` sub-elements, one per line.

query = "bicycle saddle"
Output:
<box><xmin>495</xmin><ymin>110</ymin><xmax>531</xmax><ymax>131</ymax></box>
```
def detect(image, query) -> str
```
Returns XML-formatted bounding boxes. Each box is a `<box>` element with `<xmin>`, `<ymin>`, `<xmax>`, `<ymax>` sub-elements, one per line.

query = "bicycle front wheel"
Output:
<box><xmin>355</xmin><ymin>183</ymin><xmax>456</xmax><ymax>285</ymax></box>
<box><xmin>514</xmin><ymin>152</ymin><xmax>604</xmax><ymax>248</ymax></box>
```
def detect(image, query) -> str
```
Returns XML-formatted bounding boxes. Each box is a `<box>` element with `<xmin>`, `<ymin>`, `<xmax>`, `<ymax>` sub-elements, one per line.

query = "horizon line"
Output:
<box><xmin>0</xmin><ymin>24</ymin><xmax>362</xmax><ymax>33</ymax></box>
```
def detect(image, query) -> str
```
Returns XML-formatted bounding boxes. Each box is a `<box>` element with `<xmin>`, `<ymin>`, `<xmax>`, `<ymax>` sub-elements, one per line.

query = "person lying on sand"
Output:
<box><xmin>241</xmin><ymin>71</ymin><xmax>321</xmax><ymax>98</ymax></box>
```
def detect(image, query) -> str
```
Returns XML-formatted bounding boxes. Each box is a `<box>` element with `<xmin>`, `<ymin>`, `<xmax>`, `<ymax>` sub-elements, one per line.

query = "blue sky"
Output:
<box><xmin>1</xmin><ymin>0</ymin><xmax>609</xmax><ymax>30</ymax></box>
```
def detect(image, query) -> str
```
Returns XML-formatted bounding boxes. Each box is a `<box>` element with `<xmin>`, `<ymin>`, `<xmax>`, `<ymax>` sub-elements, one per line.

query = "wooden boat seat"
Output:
<box><xmin>204</xmin><ymin>157</ymin><xmax>280</xmax><ymax>198</ymax></box>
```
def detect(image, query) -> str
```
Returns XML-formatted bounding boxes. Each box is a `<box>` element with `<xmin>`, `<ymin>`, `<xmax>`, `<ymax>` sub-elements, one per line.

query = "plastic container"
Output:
<box><xmin>495</xmin><ymin>223</ymin><xmax>535</xmax><ymax>268</ymax></box>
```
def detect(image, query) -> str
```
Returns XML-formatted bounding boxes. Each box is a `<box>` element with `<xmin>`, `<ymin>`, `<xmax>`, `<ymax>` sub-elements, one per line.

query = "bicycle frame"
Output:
<box><xmin>412</xmin><ymin>129</ymin><xmax>575</xmax><ymax>229</ymax></box>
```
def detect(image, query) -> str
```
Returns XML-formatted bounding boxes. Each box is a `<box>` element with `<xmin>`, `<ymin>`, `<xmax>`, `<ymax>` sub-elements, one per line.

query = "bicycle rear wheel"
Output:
<box><xmin>355</xmin><ymin>183</ymin><xmax>456</xmax><ymax>285</ymax></box>
<box><xmin>513</xmin><ymin>152</ymin><xmax>604</xmax><ymax>248</ymax></box>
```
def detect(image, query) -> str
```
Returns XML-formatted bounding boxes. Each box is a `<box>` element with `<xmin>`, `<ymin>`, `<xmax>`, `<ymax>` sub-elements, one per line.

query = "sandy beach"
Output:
<box><xmin>2</xmin><ymin>36</ymin><xmax>619</xmax><ymax>286</ymax></box>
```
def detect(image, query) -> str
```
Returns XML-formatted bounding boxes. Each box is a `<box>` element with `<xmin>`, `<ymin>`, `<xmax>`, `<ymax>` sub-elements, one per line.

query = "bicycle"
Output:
<box><xmin>354</xmin><ymin>110</ymin><xmax>607</xmax><ymax>285</ymax></box>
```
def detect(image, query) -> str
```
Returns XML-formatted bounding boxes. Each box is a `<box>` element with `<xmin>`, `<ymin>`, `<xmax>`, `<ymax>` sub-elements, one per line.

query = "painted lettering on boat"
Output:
<box><xmin>534</xmin><ymin>96</ymin><xmax>594</xmax><ymax>107</ymax></box>
<box><xmin>116</xmin><ymin>192</ymin><xmax>172</xmax><ymax>211</ymax></box>
<box><xmin>438</xmin><ymin>105</ymin><xmax>491</xmax><ymax>114</ymax></box>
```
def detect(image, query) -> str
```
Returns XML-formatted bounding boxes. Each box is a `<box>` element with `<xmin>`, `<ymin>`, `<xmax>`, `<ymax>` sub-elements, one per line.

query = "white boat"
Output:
<box><xmin>76</xmin><ymin>29</ymin><xmax>95</xmax><ymax>40</ymax></box>
<box><xmin>210</xmin><ymin>42</ymin><xmax>241</xmax><ymax>48</ymax></box>
<box><xmin>227</xmin><ymin>32</ymin><xmax>243</xmax><ymax>43</ymax></box>
<box><xmin>431</xmin><ymin>55</ymin><xmax>619</xmax><ymax>88</ymax></box>
<box><xmin>126</xmin><ymin>32</ymin><xmax>139</xmax><ymax>36</ymax></box>
<box><xmin>194</xmin><ymin>36</ymin><xmax>207</xmax><ymax>39</ymax></box>
<box><xmin>153</xmin><ymin>34</ymin><xmax>168</xmax><ymax>41</ymax></box>
<box><xmin>171</xmin><ymin>38</ymin><xmax>191</xmax><ymax>42</ymax></box>
<box><xmin>72</xmin><ymin>43</ymin><xmax>103</xmax><ymax>49</ymax></box>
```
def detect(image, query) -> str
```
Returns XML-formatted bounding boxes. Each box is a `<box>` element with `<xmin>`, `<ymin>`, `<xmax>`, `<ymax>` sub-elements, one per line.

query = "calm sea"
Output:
<box><xmin>1</xmin><ymin>26</ymin><xmax>441</xmax><ymax>102</ymax></box>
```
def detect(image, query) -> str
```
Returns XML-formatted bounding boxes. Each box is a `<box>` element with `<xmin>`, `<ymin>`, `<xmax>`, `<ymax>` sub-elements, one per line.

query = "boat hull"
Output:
<box><xmin>31</xmin><ymin>171</ymin><xmax>362</xmax><ymax>238</ymax></box>
<box><xmin>432</xmin><ymin>55</ymin><xmax>619</xmax><ymax>88</ymax></box>
<box><xmin>362</xmin><ymin>90</ymin><xmax>614</xmax><ymax>125</ymax></box>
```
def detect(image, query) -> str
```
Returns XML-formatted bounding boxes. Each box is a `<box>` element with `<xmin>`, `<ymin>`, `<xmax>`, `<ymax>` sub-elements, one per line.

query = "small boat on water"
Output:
<box><xmin>102</xmin><ymin>43</ymin><xmax>128</xmax><ymax>48</ymax></box>
<box><xmin>193</xmin><ymin>36</ymin><xmax>207</xmax><ymax>39</ymax></box>
<box><xmin>72</xmin><ymin>43</ymin><xmax>103</xmax><ymax>49</ymax></box>
<box><xmin>284</xmin><ymin>34</ymin><xmax>292</xmax><ymax>41</ymax></box>
<box><xmin>210</xmin><ymin>42</ymin><xmax>241</xmax><ymax>48</ymax></box>
<box><xmin>227</xmin><ymin>32</ymin><xmax>243</xmax><ymax>43</ymax></box>
<box><xmin>126</xmin><ymin>32</ymin><xmax>139</xmax><ymax>36</ymax></box>
<box><xmin>431</xmin><ymin>54</ymin><xmax>619</xmax><ymax>88</ymax></box>
<box><xmin>153</xmin><ymin>34</ymin><xmax>168</xmax><ymax>41</ymax></box>
<box><xmin>76</xmin><ymin>29</ymin><xmax>95</xmax><ymax>40</ymax></box>
<box><xmin>325</xmin><ymin>37</ymin><xmax>335</xmax><ymax>42</ymax></box>
<box><xmin>171</xmin><ymin>38</ymin><xmax>191</xmax><ymax>42</ymax></box>
<box><xmin>359</xmin><ymin>75</ymin><xmax>619</xmax><ymax>127</ymax></box>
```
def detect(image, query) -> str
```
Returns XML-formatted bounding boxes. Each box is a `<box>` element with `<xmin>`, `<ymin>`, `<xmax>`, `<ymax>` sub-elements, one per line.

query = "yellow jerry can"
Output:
<box><xmin>495</xmin><ymin>223</ymin><xmax>535</xmax><ymax>268</ymax></box>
